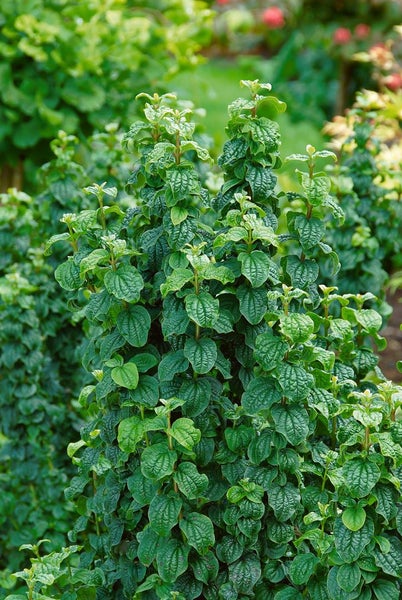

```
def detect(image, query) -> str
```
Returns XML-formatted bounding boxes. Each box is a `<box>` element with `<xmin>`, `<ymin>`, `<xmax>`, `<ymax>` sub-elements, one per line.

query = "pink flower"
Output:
<box><xmin>333</xmin><ymin>27</ymin><xmax>352</xmax><ymax>45</ymax></box>
<box><xmin>262</xmin><ymin>6</ymin><xmax>285</xmax><ymax>29</ymax></box>
<box><xmin>355</xmin><ymin>23</ymin><xmax>370</xmax><ymax>39</ymax></box>
<box><xmin>383</xmin><ymin>73</ymin><xmax>402</xmax><ymax>91</ymax></box>
<box><xmin>216</xmin><ymin>0</ymin><xmax>231</xmax><ymax>4</ymax></box>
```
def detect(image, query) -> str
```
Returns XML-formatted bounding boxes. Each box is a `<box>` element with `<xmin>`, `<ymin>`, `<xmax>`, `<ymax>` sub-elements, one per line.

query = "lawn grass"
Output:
<box><xmin>168</xmin><ymin>57</ymin><xmax>326</xmax><ymax>161</ymax></box>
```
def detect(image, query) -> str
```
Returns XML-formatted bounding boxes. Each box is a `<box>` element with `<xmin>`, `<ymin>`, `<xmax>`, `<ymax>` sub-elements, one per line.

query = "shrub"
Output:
<box><xmin>10</xmin><ymin>81</ymin><xmax>402</xmax><ymax>599</ymax></box>
<box><xmin>0</xmin><ymin>0</ymin><xmax>212</xmax><ymax>191</ymax></box>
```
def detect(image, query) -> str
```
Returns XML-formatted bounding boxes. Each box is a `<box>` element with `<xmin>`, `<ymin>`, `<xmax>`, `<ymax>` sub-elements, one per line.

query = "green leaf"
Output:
<box><xmin>171</xmin><ymin>205</ymin><xmax>188</xmax><ymax>225</ymax></box>
<box><xmin>158</xmin><ymin>350</ymin><xmax>189</xmax><ymax>381</ymax></box>
<box><xmin>342</xmin><ymin>506</ymin><xmax>366</xmax><ymax>531</ymax></box>
<box><xmin>141</xmin><ymin>442</ymin><xmax>177</xmax><ymax>481</ymax></box>
<box><xmin>336</xmin><ymin>563</ymin><xmax>361</xmax><ymax>592</ymax></box>
<box><xmin>334</xmin><ymin>517</ymin><xmax>374</xmax><ymax>562</ymax></box>
<box><xmin>117</xmin><ymin>305</ymin><xmax>151</xmax><ymax>347</ymax></box>
<box><xmin>279</xmin><ymin>313</ymin><xmax>315</xmax><ymax>344</ymax></box>
<box><xmin>191</xmin><ymin>551</ymin><xmax>219</xmax><ymax>584</ymax></box>
<box><xmin>184</xmin><ymin>337</ymin><xmax>217</xmax><ymax>374</ymax></box>
<box><xmin>148</xmin><ymin>494</ymin><xmax>182</xmax><ymax>536</ymax></box>
<box><xmin>130</xmin><ymin>353</ymin><xmax>158</xmax><ymax>373</ymax></box>
<box><xmin>216</xmin><ymin>536</ymin><xmax>244</xmax><ymax>565</ymax></box>
<box><xmin>354</xmin><ymin>309</ymin><xmax>383</xmax><ymax>334</ymax></box>
<box><xmin>246</xmin><ymin>117</ymin><xmax>280</xmax><ymax>152</ymax></box>
<box><xmin>241</xmin><ymin>376</ymin><xmax>281</xmax><ymax>415</ymax></box>
<box><xmin>271</xmin><ymin>404</ymin><xmax>309</xmax><ymax>445</ymax></box>
<box><xmin>179</xmin><ymin>512</ymin><xmax>215</xmax><ymax>555</ymax></box>
<box><xmin>137</xmin><ymin>527</ymin><xmax>162</xmax><ymax>566</ymax></box>
<box><xmin>255</xmin><ymin>331</ymin><xmax>289</xmax><ymax>370</ymax></box>
<box><xmin>185</xmin><ymin>291</ymin><xmax>219</xmax><ymax>328</ymax></box>
<box><xmin>111</xmin><ymin>362</ymin><xmax>139</xmax><ymax>390</ymax></box>
<box><xmin>294</xmin><ymin>215</ymin><xmax>325</xmax><ymax>250</ymax></box>
<box><xmin>104</xmin><ymin>264</ymin><xmax>144</xmax><ymax>302</ymax></box>
<box><xmin>229</xmin><ymin>553</ymin><xmax>262</xmax><ymax>595</ymax></box>
<box><xmin>55</xmin><ymin>259</ymin><xmax>81</xmax><ymax>290</ymax></box>
<box><xmin>277</xmin><ymin>362</ymin><xmax>314</xmax><ymax>401</ymax></box>
<box><xmin>289</xmin><ymin>553</ymin><xmax>319</xmax><ymax>585</ymax></box>
<box><xmin>180</xmin><ymin>378</ymin><xmax>211</xmax><ymax>417</ymax></box>
<box><xmin>170</xmin><ymin>418</ymin><xmax>201</xmax><ymax>450</ymax></box>
<box><xmin>285</xmin><ymin>255</ymin><xmax>319</xmax><ymax>287</ymax></box>
<box><xmin>79</xmin><ymin>248</ymin><xmax>110</xmax><ymax>276</ymax></box>
<box><xmin>269</xmin><ymin>483</ymin><xmax>300</xmax><ymax>521</ymax></box>
<box><xmin>373</xmin><ymin>536</ymin><xmax>402</xmax><ymax>577</ymax></box>
<box><xmin>298</xmin><ymin>172</ymin><xmax>331</xmax><ymax>206</ymax></box>
<box><xmin>372</xmin><ymin>578</ymin><xmax>400</xmax><ymax>600</ymax></box>
<box><xmin>160</xmin><ymin>268</ymin><xmax>194</xmax><ymax>296</ymax></box>
<box><xmin>156</xmin><ymin>539</ymin><xmax>189</xmax><ymax>583</ymax></box>
<box><xmin>128</xmin><ymin>375</ymin><xmax>159</xmax><ymax>408</ymax></box>
<box><xmin>238</xmin><ymin>250</ymin><xmax>277</xmax><ymax>287</ymax></box>
<box><xmin>343</xmin><ymin>458</ymin><xmax>381</xmax><ymax>498</ymax></box>
<box><xmin>373</xmin><ymin>485</ymin><xmax>397</xmax><ymax>522</ymax></box>
<box><xmin>174</xmin><ymin>462</ymin><xmax>209</xmax><ymax>499</ymax></box>
<box><xmin>237</xmin><ymin>284</ymin><xmax>267</xmax><ymax>324</ymax></box>
<box><xmin>118</xmin><ymin>416</ymin><xmax>145</xmax><ymax>453</ymax></box>
<box><xmin>248</xmin><ymin>431</ymin><xmax>273</xmax><ymax>463</ymax></box>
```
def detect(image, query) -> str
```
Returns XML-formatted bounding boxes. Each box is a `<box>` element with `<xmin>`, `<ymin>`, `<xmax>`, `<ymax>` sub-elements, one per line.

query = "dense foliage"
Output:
<box><xmin>8</xmin><ymin>82</ymin><xmax>401</xmax><ymax>600</ymax></box>
<box><xmin>0</xmin><ymin>0</ymin><xmax>212</xmax><ymax>190</ymax></box>
<box><xmin>0</xmin><ymin>128</ymin><xmax>135</xmax><ymax>596</ymax></box>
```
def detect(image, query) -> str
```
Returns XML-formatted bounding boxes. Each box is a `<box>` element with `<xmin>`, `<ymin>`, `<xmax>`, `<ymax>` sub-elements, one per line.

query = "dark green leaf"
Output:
<box><xmin>184</xmin><ymin>337</ymin><xmax>217</xmax><ymax>374</ymax></box>
<box><xmin>141</xmin><ymin>442</ymin><xmax>177</xmax><ymax>481</ymax></box>
<box><xmin>104</xmin><ymin>264</ymin><xmax>144</xmax><ymax>302</ymax></box>
<box><xmin>179</xmin><ymin>512</ymin><xmax>215</xmax><ymax>555</ymax></box>
<box><xmin>156</xmin><ymin>539</ymin><xmax>189</xmax><ymax>583</ymax></box>
<box><xmin>185</xmin><ymin>291</ymin><xmax>219</xmax><ymax>328</ymax></box>
<box><xmin>117</xmin><ymin>305</ymin><xmax>151</xmax><ymax>347</ymax></box>
<box><xmin>148</xmin><ymin>494</ymin><xmax>182</xmax><ymax>536</ymax></box>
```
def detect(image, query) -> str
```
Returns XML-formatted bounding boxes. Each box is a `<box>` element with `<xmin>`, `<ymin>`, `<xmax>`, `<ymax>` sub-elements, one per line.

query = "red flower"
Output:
<box><xmin>262</xmin><ymin>6</ymin><xmax>285</xmax><ymax>29</ymax></box>
<box><xmin>355</xmin><ymin>23</ymin><xmax>370</xmax><ymax>39</ymax></box>
<box><xmin>216</xmin><ymin>0</ymin><xmax>231</xmax><ymax>4</ymax></box>
<box><xmin>384</xmin><ymin>73</ymin><xmax>402</xmax><ymax>91</ymax></box>
<box><xmin>333</xmin><ymin>27</ymin><xmax>352</xmax><ymax>45</ymax></box>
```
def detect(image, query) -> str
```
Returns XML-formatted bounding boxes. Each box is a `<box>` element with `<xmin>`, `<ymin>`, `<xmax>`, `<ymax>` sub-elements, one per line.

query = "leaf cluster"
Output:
<box><xmin>10</xmin><ymin>83</ymin><xmax>402</xmax><ymax>600</ymax></box>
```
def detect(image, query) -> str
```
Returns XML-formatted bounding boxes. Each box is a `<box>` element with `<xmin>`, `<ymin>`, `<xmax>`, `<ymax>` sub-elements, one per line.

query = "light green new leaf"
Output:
<box><xmin>104</xmin><ymin>264</ymin><xmax>144</xmax><ymax>302</ymax></box>
<box><xmin>117</xmin><ymin>305</ymin><xmax>151</xmax><ymax>347</ymax></box>
<box><xmin>184</xmin><ymin>337</ymin><xmax>217</xmax><ymax>374</ymax></box>
<box><xmin>185</xmin><ymin>291</ymin><xmax>219</xmax><ymax>328</ymax></box>
<box><xmin>170</xmin><ymin>418</ymin><xmax>201</xmax><ymax>450</ymax></box>
<box><xmin>342</xmin><ymin>505</ymin><xmax>366</xmax><ymax>531</ymax></box>
<box><xmin>141</xmin><ymin>442</ymin><xmax>177</xmax><ymax>481</ymax></box>
<box><xmin>279</xmin><ymin>313</ymin><xmax>315</xmax><ymax>344</ymax></box>
<box><xmin>148</xmin><ymin>494</ymin><xmax>182</xmax><ymax>537</ymax></box>
<box><xmin>111</xmin><ymin>362</ymin><xmax>139</xmax><ymax>390</ymax></box>
<box><xmin>179</xmin><ymin>512</ymin><xmax>215</xmax><ymax>555</ymax></box>
<box><xmin>118</xmin><ymin>416</ymin><xmax>145</xmax><ymax>453</ymax></box>
<box><xmin>160</xmin><ymin>268</ymin><xmax>193</xmax><ymax>296</ymax></box>
<box><xmin>170</xmin><ymin>205</ymin><xmax>188</xmax><ymax>226</ymax></box>
<box><xmin>79</xmin><ymin>249</ymin><xmax>110</xmax><ymax>276</ymax></box>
